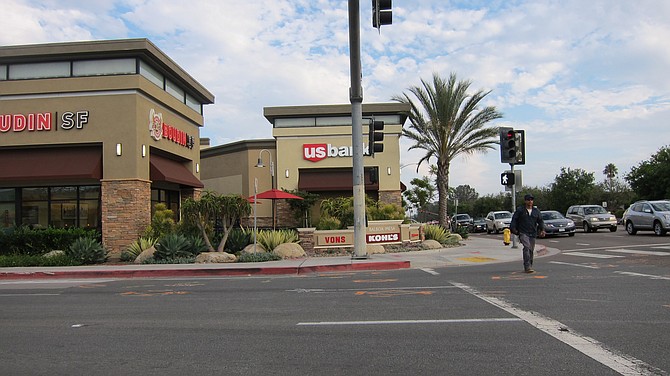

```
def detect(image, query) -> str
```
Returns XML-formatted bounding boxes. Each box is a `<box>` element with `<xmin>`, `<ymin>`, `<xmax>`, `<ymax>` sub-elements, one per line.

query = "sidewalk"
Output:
<box><xmin>0</xmin><ymin>235</ymin><xmax>558</xmax><ymax>280</ymax></box>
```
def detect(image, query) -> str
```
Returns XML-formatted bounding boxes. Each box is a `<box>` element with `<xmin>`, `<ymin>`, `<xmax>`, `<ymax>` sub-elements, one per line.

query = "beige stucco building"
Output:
<box><xmin>0</xmin><ymin>39</ymin><xmax>214</xmax><ymax>255</ymax></box>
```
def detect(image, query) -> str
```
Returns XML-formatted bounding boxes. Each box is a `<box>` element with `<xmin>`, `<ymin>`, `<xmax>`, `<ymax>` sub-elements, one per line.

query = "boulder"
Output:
<box><xmin>422</xmin><ymin>239</ymin><xmax>443</xmax><ymax>249</ymax></box>
<box><xmin>195</xmin><ymin>252</ymin><xmax>237</xmax><ymax>263</ymax></box>
<box><xmin>242</xmin><ymin>243</ymin><xmax>267</xmax><ymax>254</ymax></box>
<box><xmin>273</xmin><ymin>243</ymin><xmax>306</xmax><ymax>259</ymax></box>
<box><xmin>134</xmin><ymin>246</ymin><xmax>156</xmax><ymax>264</ymax></box>
<box><xmin>366</xmin><ymin>244</ymin><xmax>386</xmax><ymax>254</ymax></box>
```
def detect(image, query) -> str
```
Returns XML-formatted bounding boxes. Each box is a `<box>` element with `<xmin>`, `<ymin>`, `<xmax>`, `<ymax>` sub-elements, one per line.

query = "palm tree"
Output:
<box><xmin>603</xmin><ymin>163</ymin><xmax>618</xmax><ymax>193</ymax></box>
<box><xmin>392</xmin><ymin>72</ymin><xmax>503</xmax><ymax>228</ymax></box>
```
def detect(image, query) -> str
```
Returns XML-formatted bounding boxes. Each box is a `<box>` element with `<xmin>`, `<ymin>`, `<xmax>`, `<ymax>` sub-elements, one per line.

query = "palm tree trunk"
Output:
<box><xmin>437</xmin><ymin>161</ymin><xmax>450</xmax><ymax>227</ymax></box>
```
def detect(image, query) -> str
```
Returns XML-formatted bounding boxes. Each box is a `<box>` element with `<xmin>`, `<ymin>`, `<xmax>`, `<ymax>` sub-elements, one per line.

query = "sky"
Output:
<box><xmin>3</xmin><ymin>0</ymin><xmax>670</xmax><ymax>196</ymax></box>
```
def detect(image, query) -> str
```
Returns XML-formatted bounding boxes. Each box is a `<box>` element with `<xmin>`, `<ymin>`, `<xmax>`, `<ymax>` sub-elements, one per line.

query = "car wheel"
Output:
<box><xmin>653</xmin><ymin>221</ymin><xmax>667</xmax><ymax>236</ymax></box>
<box><xmin>583</xmin><ymin>222</ymin><xmax>591</xmax><ymax>233</ymax></box>
<box><xmin>568</xmin><ymin>232</ymin><xmax>575</xmax><ymax>237</ymax></box>
<box><xmin>625</xmin><ymin>221</ymin><xmax>637</xmax><ymax>235</ymax></box>
<box><xmin>494</xmin><ymin>226</ymin><xmax>500</xmax><ymax>234</ymax></box>
<box><xmin>609</xmin><ymin>226</ymin><xmax>617</xmax><ymax>232</ymax></box>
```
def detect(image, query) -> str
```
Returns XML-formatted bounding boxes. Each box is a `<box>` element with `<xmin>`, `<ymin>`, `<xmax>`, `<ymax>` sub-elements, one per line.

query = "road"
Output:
<box><xmin>1</xmin><ymin>230</ymin><xmax>669</xmax><ymax>375</ymax></box>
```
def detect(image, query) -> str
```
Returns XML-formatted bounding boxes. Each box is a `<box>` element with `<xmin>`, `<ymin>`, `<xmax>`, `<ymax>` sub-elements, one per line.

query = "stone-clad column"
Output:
<box><xmin>101</xmin><ymin>179</ymin><xmax>151</xmax><ymax>259</ymax></box>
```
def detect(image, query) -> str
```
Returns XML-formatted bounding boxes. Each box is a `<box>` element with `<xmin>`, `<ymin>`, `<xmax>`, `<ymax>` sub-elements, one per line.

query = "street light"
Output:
<box><xmin>255</xmin><ymin>149</ymin><xmax>275</xmax><ymax>189</ymax></box>
<box><xmin>255</xmin><ymin>149</ymin><xmax>276</xmax><ymax>229</ymax></box>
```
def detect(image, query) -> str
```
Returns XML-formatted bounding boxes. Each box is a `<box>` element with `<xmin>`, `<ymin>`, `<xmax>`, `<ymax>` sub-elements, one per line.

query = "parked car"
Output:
<box><xmin>622</xmin><ymin>200</ymin><xmax>670</xmax><ymax>236</ymax></box>
<box><xmin>451</xmin><ymin>213</ymin><xmax>473</xmax><ymax>232</ymax></box>
<box><xmin>565</xmin><ymin>205</ymin><xmax>617</xmax><ymax>233</ymax></box>
<box><xmin>471</xmin><ymin>217</ymin><xmax>487</xmax><ymax>233</ymax></box>
<box><xmin>485</xmin><ymin>211</ymin><xmax>512</xmax><ymax>234</ymax></box>
<box><xmin>540</xmin><ymin>210</ymin><xmax>576</xmax><ymax>237</ymax></box>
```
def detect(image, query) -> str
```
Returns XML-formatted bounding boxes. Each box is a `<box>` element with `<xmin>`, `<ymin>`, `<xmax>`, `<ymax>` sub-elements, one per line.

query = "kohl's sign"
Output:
<box><xmin>0</xmin><ymin>111</ymin><xmax>90</xmax><ymax>133</ymax></box>
<box><xmin>303</xmin><ymin>143</ymin><xmax>372</xmax><ymax>162</ymax></box>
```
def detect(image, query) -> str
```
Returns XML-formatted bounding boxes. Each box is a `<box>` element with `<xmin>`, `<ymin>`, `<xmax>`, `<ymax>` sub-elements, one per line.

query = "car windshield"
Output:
<box><xmin>651</xmin><ymin>202</ymin><xmax>670</xmax><ymax>211</ymax></box>
<box><xmin>541</xmin><ymin>211</ymin><xmax>563</xmax><ymax>220</ymax></box>
<box><xmin>495</xmin><ymin>212</ymin><xmax>511</xmax><ymax>219</ymax></box>
<box><xmin>584</xmin><ymin>206</ymin><xmax>607</xmax><ymax>215</ymax></box>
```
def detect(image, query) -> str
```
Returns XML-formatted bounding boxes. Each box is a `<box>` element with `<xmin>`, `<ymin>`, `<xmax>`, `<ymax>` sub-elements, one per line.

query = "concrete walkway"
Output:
<box><xmin>0</xmin><ymin>235</ymin><xmax>558</xmax><ymax>280</ymax></box>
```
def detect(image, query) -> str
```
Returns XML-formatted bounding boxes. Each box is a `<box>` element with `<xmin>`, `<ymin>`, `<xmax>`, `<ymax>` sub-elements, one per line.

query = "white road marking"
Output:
<box><xmin>0</xmin><ymin>293</ymin><xmax>60</xmax><ymax>296</ymax></box>
<box><xmin>652</xmin><ymin>246</ymin><xmax>670</xmax><ymax>250</ymax></box>
<box><xmin>286</xmin><ymin>286</ymin><xmax>457</xmax><ymax>293</ymax></box>
<box><xmin>575</xmin><ymin>243</ymin><xmax>591</xmax><ymax>246</ymax></box>
<box><xmin>548</xmin><ymin>261</ymin><xmax>600</xmax><ymax>269</ymax></box>
<box><xmin>297</xmin><ymin>318</ymin><xmax>522</xmax><ymax>326</ymax></box>
<box><xmin>605</xmin><ymin>249</ymin><xmax>669</xmax><ymax>256</ymax></box>
<box><xmin>450</xmin><ymin>282</ymin><xmax>663</xmax><ymax>376</ymax></box>
<box><xmin>420</xmin><ymin>268</ymin><xmax>440</xmax><ymax>275</ymax></box>
<box><xmin>564</xmin><ymin>252</ymin><xmax>625</xmax><ymax>259</ymax></box>
<box><xmin>614</xmin><ymin>271</ymin><xmax>670</xmax><ymax>281</ymax></box>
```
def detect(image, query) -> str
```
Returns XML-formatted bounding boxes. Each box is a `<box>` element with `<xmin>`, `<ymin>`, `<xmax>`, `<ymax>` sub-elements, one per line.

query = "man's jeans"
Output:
<box><xmin>518</xmin><ymin>233</ymin><xmax>535</xmax><ymax>270</ymax></box>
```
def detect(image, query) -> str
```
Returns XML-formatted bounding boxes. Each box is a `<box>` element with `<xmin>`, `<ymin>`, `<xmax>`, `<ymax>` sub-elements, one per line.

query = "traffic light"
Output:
<box><xmin>501</xmin><ymin>172</ymin><xmax>515</xmax><ymax>186</ymax></box>
<box><xmin>499</xmin><ymin>127</ymin><xmax>525</xmax><ymax>165</ymax></box>
<box><xmin>368</xmin><ymin>120</ymin><xmax>384</xmax><ymax>156</ymax></box>
<box><xmin>372</xmin><ymin>0</ymin><xmax>392</xmax><ymax>29</ymax></box>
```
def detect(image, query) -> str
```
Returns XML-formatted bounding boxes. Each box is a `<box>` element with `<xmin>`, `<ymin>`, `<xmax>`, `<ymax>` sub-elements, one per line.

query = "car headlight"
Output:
<box><xmin>590</xmin><ymin>217</ymin><xmax>598</xmax><ymax>222</ymax></box>
<box><xmin>664</xmin><ymin>214</ymin><xmax>670</xmax><ymax>221</ymax></box>
<box><xmin>567</xmin><ymin>220</ymin><xmax>575</xmax><ymax>226</ymax></box>
<box><xmin>545</xmin><ymin>223</ymin><xmax>556</xmax><ymax>228</ymax></box>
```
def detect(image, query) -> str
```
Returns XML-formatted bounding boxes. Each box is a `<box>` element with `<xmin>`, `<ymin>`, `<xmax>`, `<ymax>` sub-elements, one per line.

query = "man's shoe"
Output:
<box><xmin>524</xmin><ymin>268</ymin><xmax>535</xmax><ymax>273</ymax></box>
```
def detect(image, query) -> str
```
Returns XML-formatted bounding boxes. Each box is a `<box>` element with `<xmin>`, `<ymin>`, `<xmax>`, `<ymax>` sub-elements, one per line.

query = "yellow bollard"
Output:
<box><xmin>503</xmin><ymin>228</ymin><xmax>511</xmax><ymax>246</ymax></box>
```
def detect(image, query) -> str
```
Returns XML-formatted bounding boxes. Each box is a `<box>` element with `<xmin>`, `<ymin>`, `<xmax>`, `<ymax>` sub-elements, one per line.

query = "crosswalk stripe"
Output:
<box><xmin>604</xmin><ymin>249</ymin><xmax>669</xmax><ymax>256</ymax></box>
<box><xmin>564</xmin><ymin>252</ymin><xmax>624</xmax><ymax>259</ymax></box>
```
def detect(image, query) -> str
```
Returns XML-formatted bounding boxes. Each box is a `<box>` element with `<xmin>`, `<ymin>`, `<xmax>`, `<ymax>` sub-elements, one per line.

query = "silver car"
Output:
<box><xmin>566</xmin><ymin>205</ymin><xmax>617</xmax><ymax>233</ymax></box>
<box><xmin>623</xmin><ymin>200</ymin><xmax>670</xmax><ymax>236</ymax></box>
<box><xmin>485</xmin><ymin>211</ymin><xmax>512</xmax><ymax>234</ymax></box>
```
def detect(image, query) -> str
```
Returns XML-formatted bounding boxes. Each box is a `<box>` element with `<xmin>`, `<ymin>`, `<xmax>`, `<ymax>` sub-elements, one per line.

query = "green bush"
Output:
<box><xmin>225</xmin><ymin>228</ymin><xmax>252</xmax><ymax>252</ymax></box>
<box><xmin>316</xmin><ymin>215</ymin><xmax>341</xmax><ymax>230</ymax></box>
<box><xmin>66</xmin><ymin>237</ymin><xmax>108</xmax><ymax>265</ymax></box>
<box><xmin>142</xmin><ymin>256</ymin><xmax>196</xmax><ymax>264</ymax></box>
<box><xmin>0</xmin><ymin>226</ymin><xmax>99</xmax><ymax>256</ymax></box>
<box><xmin>256</xmin><ymin>229</ymin><xmax>299</xmax><ymax>251</ymax></box>
<box><xmin>0</xmin><ymin>253</ymin><xmax>82</xmax><ymax>267</ymax></box>
<box><xmin>188</xmin><ymin>235</ymin><xmax>209</xmax><ymax>254</ymax></box>
<box><xmin>423</xmin><ymin>224</ymin><xmax>450</xmax><ymax>244</ymax></box>
<box><xmin>121</xmin><ymin>236</ymin><xmax>157</xmax><ymax>262</ymax></box>
<box><xmin>237</xmin><ymin>252</ymin><xmax>282</xmax><ymax>263</ymax></box>
<box><xmin>145</xmin><ymin>203</ymin><xmax>176</xmax><ymax>240</ymax></box>
<box><xmin>452</xmin><ymin>226</ymin><xmax>469</xmax><ymax>239</ymax></box>
<box><xmin>154</xmin><ymin>234</ymin><xmax>194</xmax><ymax>261</ymax></box>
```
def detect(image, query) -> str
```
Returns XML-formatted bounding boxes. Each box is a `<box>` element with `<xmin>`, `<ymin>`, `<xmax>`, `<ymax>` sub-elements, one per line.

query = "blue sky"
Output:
<box><xmin>3</xmin><ymin>0</ymin><xmax>670</xmax><ymax>196</ymax></box>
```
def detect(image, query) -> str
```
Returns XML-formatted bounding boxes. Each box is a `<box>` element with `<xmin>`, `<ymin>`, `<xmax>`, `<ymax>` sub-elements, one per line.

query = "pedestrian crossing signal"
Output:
<box><xmin>501</xmin><ymin>172</ymin><xmax>515</xmax><ymax>186</ymax></box>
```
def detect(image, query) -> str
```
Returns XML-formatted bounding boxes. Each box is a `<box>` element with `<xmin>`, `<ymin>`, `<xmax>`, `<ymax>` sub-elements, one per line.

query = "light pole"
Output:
<box><xmin>255</xmin><ymin>149</ymin><xmax>276</xmax><ymax>229</ymax></box>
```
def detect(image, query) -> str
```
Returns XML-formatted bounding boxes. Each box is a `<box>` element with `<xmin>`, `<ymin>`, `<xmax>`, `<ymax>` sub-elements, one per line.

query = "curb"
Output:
<box><xmin>0</xmin><ymin>261</ymin><xmax>411</xmax><ymax>280</ymax></box>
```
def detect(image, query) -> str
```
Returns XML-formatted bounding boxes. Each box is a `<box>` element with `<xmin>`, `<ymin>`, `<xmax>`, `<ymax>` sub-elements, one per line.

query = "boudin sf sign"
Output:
<box><xmin>0</xmin><ymin>111</ymin><xmax>90</xmax><ymax>133</ymax></box>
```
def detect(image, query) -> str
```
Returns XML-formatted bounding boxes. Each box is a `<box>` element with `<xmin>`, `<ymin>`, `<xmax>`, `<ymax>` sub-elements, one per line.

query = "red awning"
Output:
<box><xmin>150</xmin><ymin>154</ymin><xmax>204</xmax><ymax>188</ymax></box>
<box><xmin>298</xmin><ymin>168</ymin><xmax>379</xmax><ymax>191</ymax></box>
<box><xmin>0</xmin><ymin>146</ymin><xmax>102</xmax><ymax>181</ymax></box>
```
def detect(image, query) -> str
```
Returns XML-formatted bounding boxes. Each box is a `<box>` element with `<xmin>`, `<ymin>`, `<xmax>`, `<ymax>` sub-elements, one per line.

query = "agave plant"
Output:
<box><xmin>66</xmin><ymin>237</ymin><xmax>108</xmax><ymax>265</ymax></box>
<box><xmin>423</xmin><ymin>224</ymin><xmax>449</xmax><ymax>244</ymax></box>
<box><xmin>256</xmin><ymin>229</ymin><xmax>299</xmax><ymax>252</ymax></box>
<box><xmin>125</xmin><ymin>237</ymin><xmax>157</xmax><ymax>258</ymax></box>
<box><xmin>154</xmin><ymin>234</ymin><xmax>193</xmax><ymax>261</ymax></box>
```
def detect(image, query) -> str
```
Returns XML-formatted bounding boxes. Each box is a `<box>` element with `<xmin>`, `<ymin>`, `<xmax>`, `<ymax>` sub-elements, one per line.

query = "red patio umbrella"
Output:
<box><xmin>254</xmin><ymin>188</ymin><xmax>304</xmax><ymax>200</ymax></box>
<box><xmin>250</xmin><ymin>189</ymin><xmax>303</xmax><ymax>229</ymax></box>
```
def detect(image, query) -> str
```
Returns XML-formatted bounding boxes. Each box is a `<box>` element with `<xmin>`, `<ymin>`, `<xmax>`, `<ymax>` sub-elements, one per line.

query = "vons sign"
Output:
<box><xmin>303</xmin><ymin>143</ymin><xmax>372</xmax><ymax>162</ymax></box>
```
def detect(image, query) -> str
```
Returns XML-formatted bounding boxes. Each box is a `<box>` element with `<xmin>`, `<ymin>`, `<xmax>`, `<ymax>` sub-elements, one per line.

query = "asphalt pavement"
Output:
<box><xmin>0</xmin><ymin>235</ymin><xmax>558</xmax><ymax>280</ymax></box>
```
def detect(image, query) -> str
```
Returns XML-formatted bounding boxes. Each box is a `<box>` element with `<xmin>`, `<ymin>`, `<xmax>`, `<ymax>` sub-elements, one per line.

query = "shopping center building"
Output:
<box><xmin>1</xmin><ymin>38</ymin><xmax>408</xmax><ymax>256</ymax></box>
<box><xmin>0</xmin><ymin>39</ymin><xmax>214</xmax><ymax>254</ymax></box>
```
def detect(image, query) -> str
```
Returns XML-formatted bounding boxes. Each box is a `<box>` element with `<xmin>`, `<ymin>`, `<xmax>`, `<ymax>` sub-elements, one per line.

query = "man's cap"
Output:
<box><xmin>524</xmin><ymin>194</ymin><xmax>534</xmax><ymax>201</ymax></box>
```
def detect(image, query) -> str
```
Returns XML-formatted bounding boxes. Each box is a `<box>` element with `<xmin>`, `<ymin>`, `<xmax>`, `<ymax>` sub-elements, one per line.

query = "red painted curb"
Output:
<box><xmin>0</xmin><ymin>262</ymin><xmax>410</xmax><ymax>280</ymax></box>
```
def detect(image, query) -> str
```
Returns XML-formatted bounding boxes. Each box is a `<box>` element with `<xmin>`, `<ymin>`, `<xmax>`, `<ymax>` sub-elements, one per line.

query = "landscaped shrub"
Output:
<box><xmin>224</xmin><ymin>228</ymin><xmax>252</xmax><ymax>253</ymax></box>
<box><xmin>66</xmin><ymin>237</ymin><xmax>108</xmax><ymax>265</ymax></box>
<box><xmin>316</xmin><ymin>215</ymin><xmax>341</xmax><ymax>230</ymax></box>
<box><xmin>120</xmin><ymin>236</ymin><xmax>157</xmax><ymax>262</ymax></box>
<box><xmin>423</xmin><ymin>224</ymin><xmax>449</xmax><ymax>244</ymax></box>
<box><xmin>0</xmin><ymin>226</ymin><xmax>99</xmax><ymax>256</ymax></box>
<box><xmin>256</xmin><ymin>229</ymin><xmax>299</xmax><ymax>252</ymax></box>
<box><xmin>153</xmin><ymin>234</ymin><xmax>194</xmax><ymax>261</ymax></box>
<box><xmin>0</xmin><ymin>254</ymin><xmax>82</xmax><ymax>267</ymax></box>
<box><xmin>187</xmin><ymin>235</ymin><xmax>208</xmax><ymax>254</ymax></box>
<box><xmin>145</xmin><ymin>203</ymin><xmax>176</xmax><ymax>240</ymax></box>
<box><xmin>237</xmin><ymin>252</ymin><xmax>282</xmax><ymax>263</ymax></box>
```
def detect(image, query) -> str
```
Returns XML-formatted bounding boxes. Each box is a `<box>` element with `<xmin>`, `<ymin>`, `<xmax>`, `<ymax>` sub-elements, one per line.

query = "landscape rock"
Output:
<box><xmin>134</xmin><ymin>246</ymin><xmax>156</xmax><ymax>264</ymax></box>
<box><xmin>195</xmin><ymin>252</ymin><xmax>237</xmax><ymax>263</ymax></box>
<box><xmin>273</xmin><ymin>243</ymin><xmax>306</xmax><ymax>259</ymax></box>
<box><xmin>43</xmin><ymin>250</ymin><xmax>65</xmax><ymax>258</ymax></box>
<box><xmin>242</xmin><ymin>243</ymin><xmax>267</xmax><ymax>254</ymax></box>
<box><xmin>422</xmin><ymin>239</ymin><xmax>444</xmax><ymax>249</ymax></box>
<box><xmin>366</xmin><ymin>244</ymin><xmax>386</xmax><ymax>254</ymax></box>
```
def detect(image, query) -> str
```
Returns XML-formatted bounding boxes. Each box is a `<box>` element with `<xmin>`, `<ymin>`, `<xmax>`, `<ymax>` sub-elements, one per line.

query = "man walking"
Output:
<box><xmin>510</xmin><ymin>194</ymin><xmax>546</xmax><ymax>273</ymax></box>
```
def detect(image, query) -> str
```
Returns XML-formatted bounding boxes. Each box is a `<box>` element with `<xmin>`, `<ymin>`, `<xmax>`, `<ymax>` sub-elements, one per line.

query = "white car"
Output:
<box><xmin>485</xmin><ymin>211</ymin><xmax>513</xmax><ymax>234</ymax></box>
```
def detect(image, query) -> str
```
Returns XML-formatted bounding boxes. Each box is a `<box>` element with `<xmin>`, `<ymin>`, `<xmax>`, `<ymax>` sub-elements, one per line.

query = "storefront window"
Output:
<box><xmin>151</xmin><ymin>188</ymin><xmax>180</xmax><ymax>221</ymax></box>
<box><xmin>0</xmin><ymin>188</ymin><xmax>15</xmax><ymax>228</ymax></box>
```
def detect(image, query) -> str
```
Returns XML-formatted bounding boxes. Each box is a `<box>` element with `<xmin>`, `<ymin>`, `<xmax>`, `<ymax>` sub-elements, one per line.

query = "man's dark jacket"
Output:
<box><xmin>510</xmin><ymin>206</ymin><xmax>544</xmax><ymax>237</ymax></box>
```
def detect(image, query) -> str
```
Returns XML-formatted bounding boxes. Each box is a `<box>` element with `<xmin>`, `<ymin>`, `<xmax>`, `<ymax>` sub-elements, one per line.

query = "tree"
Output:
<box><xmin>548</xmin><ymin>167</ymin><xmax>596</xmax><ymax>214</ymax></box>
<box><xmin>626</xmin><ymin>146</ymin><xmax>670</xmax><ymax>199</ymax></box>
<box><xmin>603</xmin><ymin>163</ymin><xmax>618</xmax><ymax>193</ymax></box>
<box><xmin>403</xmin><ymin>176</ymin><xmax>436</xmax><ymax>222</ymax></box>
<box><xmin>393</xmin><ymin>72</ymin><xmax>503</xmax><ymax>227</ymax></box>
<box><xmin>181</xmin><ymin>191</ymin><xmax>252</xmax><ymax>252</ymax></box>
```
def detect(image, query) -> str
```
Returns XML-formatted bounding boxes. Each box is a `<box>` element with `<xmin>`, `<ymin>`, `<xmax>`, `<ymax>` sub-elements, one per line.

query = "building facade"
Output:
<box><xmin>0</xmin><ymin>39</ymin><xmax>214</xmax><ymax>256</ymax></box>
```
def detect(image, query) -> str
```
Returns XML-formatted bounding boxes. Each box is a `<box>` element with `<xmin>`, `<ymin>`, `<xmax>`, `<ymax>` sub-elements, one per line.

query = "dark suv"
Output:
<box><xmin>451</xmin><ymin>214</ymin><xmax>473</xmax><ymax>232</ymax></box>
<box><xmin>623</xmin><ymin>200</ymin><xmax>670</xmax><ymax>236</ymax></box>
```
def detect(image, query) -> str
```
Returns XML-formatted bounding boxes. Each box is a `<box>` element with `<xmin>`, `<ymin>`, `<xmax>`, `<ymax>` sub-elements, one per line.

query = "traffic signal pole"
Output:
<box><xmin>348</xmin><ymin>0</ymin><xmax>368</xmax><ymax>258</ymax></box>
<box><xmin>510</xmin><ymin>163</ymin><xmax>518</xmax><ymax>248</ymax></box>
